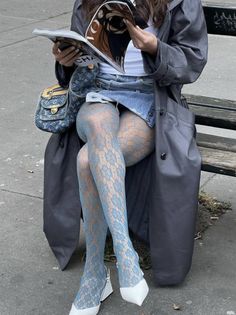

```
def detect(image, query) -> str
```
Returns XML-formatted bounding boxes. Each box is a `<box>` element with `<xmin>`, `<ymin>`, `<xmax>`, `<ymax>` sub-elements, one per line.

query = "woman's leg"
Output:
<box><xmin>74</xmin><ymin>103</ymin><xmax>155</xmax><ymax>308</ymax></box>
<box><xmin>76</xmin><ymin>101</ymin><xmax>144</xmax><ymax>288</ymax></box>
<box><xmin>117</xmin><ymin>110</ymin><xmax>155</xmax><ymax>167</ymax></box>
<box><xmin>73</xmin><ymin>145</ymin><xmax>108</xmax><ymax>310</ymax></box>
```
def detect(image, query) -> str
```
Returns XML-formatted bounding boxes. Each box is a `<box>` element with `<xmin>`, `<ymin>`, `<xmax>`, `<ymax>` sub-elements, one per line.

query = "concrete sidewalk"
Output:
<box><xmin>0</xmin><ymin>1</ymin><xmax>236</xmax><ymax>314</ymax></box>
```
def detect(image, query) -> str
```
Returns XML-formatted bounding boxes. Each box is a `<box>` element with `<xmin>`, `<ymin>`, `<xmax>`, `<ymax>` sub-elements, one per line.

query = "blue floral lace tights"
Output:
<box><xmin>74</xmin><ymin>102</ymin><xmax>155</xmax><ymax>309</ymax></box>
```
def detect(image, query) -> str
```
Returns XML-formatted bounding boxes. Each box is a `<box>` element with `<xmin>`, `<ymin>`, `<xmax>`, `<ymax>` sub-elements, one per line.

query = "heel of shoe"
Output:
<box><xmin>69</xmin><ymin>268</ymin><xmax>113</xmax><ymax>315</ymax></box>
<box><xmin>120</xmin><ymin>278</ymin><xmax>149</xmax><ymax>306</ymax></box>
<box><xmin>101</xmin><ymin>268</ymin><xmax>113</xmax><ymax>301</ymax></box>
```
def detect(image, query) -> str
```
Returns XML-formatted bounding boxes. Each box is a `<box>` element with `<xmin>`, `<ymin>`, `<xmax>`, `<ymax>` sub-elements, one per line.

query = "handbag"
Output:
<box><xmin>35</xmin><ymin>65</ymin><xmax>98</xmax><ymax>133</ymax></box>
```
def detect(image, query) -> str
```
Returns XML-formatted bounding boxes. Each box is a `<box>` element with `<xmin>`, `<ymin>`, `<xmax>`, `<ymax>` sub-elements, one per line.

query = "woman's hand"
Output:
<box><xmin>124</xmin><ymin>19</ymin><xmax>158</xmax><ymax>56</ymax></box>
<box><xmin>52</xmin><ymin>42</ymin><xmax>80</xmax><ymax>67</ymax></box>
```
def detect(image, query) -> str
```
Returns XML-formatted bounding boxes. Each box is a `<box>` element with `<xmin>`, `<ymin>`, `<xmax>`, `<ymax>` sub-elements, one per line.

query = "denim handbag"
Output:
<box><xmin>35</xmin><ymin>65</ymin><xmax>98</xmax><ymax>133</ymax></box>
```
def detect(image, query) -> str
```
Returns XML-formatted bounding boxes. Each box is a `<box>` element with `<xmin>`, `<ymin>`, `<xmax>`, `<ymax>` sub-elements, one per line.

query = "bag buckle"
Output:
<box><xmin>51</xmin><ymin>106</ymin><xmax>58</xmax><ymax>114</ymax></box>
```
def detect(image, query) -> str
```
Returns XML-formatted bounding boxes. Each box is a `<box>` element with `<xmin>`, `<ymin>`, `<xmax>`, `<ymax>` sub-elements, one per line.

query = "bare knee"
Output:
<box><xmin>77</xmin><ymin>146</ymin><xmax>90</xmax><ymax>176</ymax></box>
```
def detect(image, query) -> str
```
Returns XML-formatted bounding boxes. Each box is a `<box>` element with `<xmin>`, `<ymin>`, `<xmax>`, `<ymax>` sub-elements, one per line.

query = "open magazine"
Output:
<box><xmin>33</xmin><ymin>0</ymin><xmax>148</xmax><ymax>73</ymax></box>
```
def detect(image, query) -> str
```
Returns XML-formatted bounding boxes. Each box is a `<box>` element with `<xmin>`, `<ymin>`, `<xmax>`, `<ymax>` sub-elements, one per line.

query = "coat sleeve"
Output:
<box><xmin>142</xmin><ymin>0</ymin><xmax>208</xmax><ymax>86</ymax></box>
<box><xmin>55</xmin><ymin>62</ymin><xmax>76</xmax><ymax>88</ymax></box>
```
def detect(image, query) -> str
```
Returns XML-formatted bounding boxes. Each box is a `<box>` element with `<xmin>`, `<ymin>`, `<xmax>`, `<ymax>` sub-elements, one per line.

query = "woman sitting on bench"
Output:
<box><xmin>50</xmin><ymin>0</ymin><xmax>208</xmax><ymax>314</ymax></box>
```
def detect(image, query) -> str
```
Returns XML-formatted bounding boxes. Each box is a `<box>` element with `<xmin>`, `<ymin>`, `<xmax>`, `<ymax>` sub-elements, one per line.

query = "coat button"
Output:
<box><xmin>59</xmin><ymin>140</ymin><xmax>64</xmax><ymax>148</ymax></box>
<box><xmin>160</xmin><ymin>153</ymin><xmax>167</xmax><ymax>160</ymax></box>
<box><xmin>160</xmin><ymin>109</ymin><xmax>165</xmax><ymax>116</ymax></box>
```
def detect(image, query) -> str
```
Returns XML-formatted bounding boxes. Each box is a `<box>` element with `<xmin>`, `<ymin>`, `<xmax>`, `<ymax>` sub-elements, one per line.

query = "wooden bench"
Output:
<box><xmin>183</xmin><ymin>1</ymin><xmax>236</xmax><ymax>177</ymax></box>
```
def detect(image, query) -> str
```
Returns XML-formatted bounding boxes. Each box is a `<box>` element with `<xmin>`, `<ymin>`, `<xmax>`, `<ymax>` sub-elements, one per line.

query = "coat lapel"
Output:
<box><xmin>168</xmin><ymin>0</ymin><xmax>184</xmax><ymax>11</ymax></box>
<box><xmin>157</xmin><ymin>0</ymin><xmax>184</xmax><ymax>40</ymax></box>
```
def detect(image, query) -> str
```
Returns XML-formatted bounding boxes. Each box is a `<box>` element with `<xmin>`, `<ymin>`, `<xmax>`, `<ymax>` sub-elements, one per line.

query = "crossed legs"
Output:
<box><xmin>73</xmin><ymin>102</ymin><xmax>155</xmax><ymax>310</ymax></box>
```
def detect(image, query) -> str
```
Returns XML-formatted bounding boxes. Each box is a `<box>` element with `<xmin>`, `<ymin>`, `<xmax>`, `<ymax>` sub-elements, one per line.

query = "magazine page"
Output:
<box><xmin>32</xmin><ymin>29</ymin><xmax>87</xmax><ymax>45</ymax></box>
<box><xmin>74</xmin><ymin>40</ymin><xmax>125</xmax><ymax>71</ymax></box>
<box><xmin>85</xmin><ymin>1</ymin><xmax>136</xmax><ymax>72</ymax></box>
<box><xmin>33</xmin><ymin>28</ymin><xmax>125</xmax><ymax>72</ymax></box>
<box><xmin>32</xmin><ymin>29</ymin><xmax>99</xmax><ymax>66</ymax></box>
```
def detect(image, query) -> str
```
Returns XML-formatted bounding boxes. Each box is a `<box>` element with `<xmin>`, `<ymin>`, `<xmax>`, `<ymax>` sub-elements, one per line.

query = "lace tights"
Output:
<box><xmin>74</xmin><ymin>102</ymin><xmax>155</xmax><ymax>309</ymax></box>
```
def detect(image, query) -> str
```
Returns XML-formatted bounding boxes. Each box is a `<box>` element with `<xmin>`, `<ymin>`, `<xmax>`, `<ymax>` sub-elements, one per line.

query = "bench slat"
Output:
<box><xmin>185</xmin><ymin>94</ymin><xmax>236</xmax><ymax>110</ymax></box>
<box><xmin>203</xmin><ymin>1</ymin><xmax>236</xmax><ymax>10</ymax></box>
<box><xmin>197</xmin><ymin>133</ymin><xmax>236</xmax><ymax>153</ymax></box>
<box><xmin>184</xmin><ymin>94</ymin><xmax>236</xmax><ymax>130</ymax></box>
<box><xmin>199</xmin><ymin>146</ymin><xmax>236</xmax><ymax>176</ymax></box>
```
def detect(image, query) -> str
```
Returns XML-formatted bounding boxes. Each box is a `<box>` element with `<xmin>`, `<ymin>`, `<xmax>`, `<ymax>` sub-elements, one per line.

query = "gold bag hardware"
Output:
<box><xmin>51</xmin><ymin>106</ymin><xmax>59</xmax><ymax>114</ymax></box>
<box><xmin>42</xmin><ymin>84</ymin><xmax>68</xmax><ymax>99</ymax></box>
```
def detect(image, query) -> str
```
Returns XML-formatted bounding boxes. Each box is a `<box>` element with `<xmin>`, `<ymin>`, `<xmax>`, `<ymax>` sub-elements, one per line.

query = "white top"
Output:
<box><xmin>99</xmin><ymin>22</ymin><xmax>156</xmax><ymax>76</ymax></box>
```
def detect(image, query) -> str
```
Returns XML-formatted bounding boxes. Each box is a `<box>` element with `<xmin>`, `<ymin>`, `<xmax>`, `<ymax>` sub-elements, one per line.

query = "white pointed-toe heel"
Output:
<box><xmin>69</xmin><ymin>268</ymin><xmax>113</xmax><ymax>315</ymax></box>
<box><xmin>120</xmin><ymin>277</ymin><xmax>149</xmax><ymax>306</ymax></box>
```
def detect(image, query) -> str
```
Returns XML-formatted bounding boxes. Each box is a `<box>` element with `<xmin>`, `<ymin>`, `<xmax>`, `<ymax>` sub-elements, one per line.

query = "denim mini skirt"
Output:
<box><xmin>86</xmin><ymin>72</ymin><xmax>156</xmax><ymax>128</ymax></box>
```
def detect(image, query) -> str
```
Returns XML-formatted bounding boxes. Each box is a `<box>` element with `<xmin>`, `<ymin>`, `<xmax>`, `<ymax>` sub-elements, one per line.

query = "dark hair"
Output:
<box><xmin>81</xmin><ymin>0</ymin><xmax>169</xmax><ymax>28</ymax></box>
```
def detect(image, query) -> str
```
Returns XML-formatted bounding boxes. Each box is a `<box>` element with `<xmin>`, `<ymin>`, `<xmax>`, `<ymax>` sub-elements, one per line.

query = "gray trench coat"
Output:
<box><xmin>44</xmin><ymin>0</ymin><xmax>208</xmax><ymax>286</ymax></box>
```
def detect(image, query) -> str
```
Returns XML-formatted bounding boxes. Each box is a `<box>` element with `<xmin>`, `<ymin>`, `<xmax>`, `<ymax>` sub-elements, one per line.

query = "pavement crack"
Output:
<box><xmin>0</xmin><ymin>22</ymin><xmax>41</xmax><ymax>35</ymax></box>
<box><xmin>0</xmin><ymin>13</ymin><xmax>37</xmax><ymax>22</ymax></box>
<box><xmin>0</xmin><ymin>36</ymin><xmax>35</xmax><ymax>48</ymax></box>
<box><xmin>0</xmin><ymin>188</ymin><xmax>43</xmax><ymax>200</ymax></box>
<box><xmin>0</xmin><ymin>10</ymin><xmax>72</xmax><ymax>35</ymax></box>
<box><xmin>200</xmin><ymin>173</ymin><xmax>217</xmax><ymax>190</ymax></box>
<box><xmin>0</xmin><ymin>25</ymin><xmax>69</xmax><ymax>49</ymax></box>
